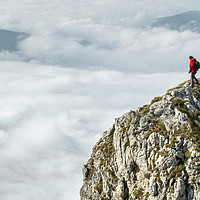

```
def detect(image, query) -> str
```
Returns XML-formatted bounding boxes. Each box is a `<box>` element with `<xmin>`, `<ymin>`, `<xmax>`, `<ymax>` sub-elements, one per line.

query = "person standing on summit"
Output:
<box><xmin>189</xmin><ymin>56</ymin><xmax>199</xmax><ymax>88</ymax></box>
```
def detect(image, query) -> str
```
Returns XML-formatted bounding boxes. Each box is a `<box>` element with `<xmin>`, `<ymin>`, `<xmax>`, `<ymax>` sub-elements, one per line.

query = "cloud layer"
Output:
<box><xmin>0</xmin><ymin>61</ymin><xmax>187</xmax><ymax>199</ymax></box>
<box><xmin>18</xmin><ymin>24</ymin><xmax>200</xmax><ymax>73</ymax></box>
<box><xmin>0</xmin><ymin>0</ymin><xmax>200</xmax><ymax>72</ymax></box>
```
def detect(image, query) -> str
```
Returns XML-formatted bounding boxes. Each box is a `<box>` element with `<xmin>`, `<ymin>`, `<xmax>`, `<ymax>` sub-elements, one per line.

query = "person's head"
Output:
<box><xmin>189</xmin><ymin>56</ymin><xmax>194</xmax><ymax>60</ymax></box>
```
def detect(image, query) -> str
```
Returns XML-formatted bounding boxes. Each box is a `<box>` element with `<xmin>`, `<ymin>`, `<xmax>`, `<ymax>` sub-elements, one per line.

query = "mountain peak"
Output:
<box><xmin>152</xmin><ymin>11</ymin><xmax>200</xmax><ymax>33</ymax></box>
<box><xmin>80</xmin><ymin>80</ymin><xmax>200</xmax><ymax>200</ymax></box>
<box><xmin>0</xmin><ymin>29</ymin><xmax>29</xmax><ymax>52</ymax></box>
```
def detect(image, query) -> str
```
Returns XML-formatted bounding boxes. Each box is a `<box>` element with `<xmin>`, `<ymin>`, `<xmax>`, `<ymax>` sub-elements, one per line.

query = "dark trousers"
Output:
<box><xmin>191</xmin><ymin>72</ymin><xmax>199</xmax><ymax>87</ymax></box>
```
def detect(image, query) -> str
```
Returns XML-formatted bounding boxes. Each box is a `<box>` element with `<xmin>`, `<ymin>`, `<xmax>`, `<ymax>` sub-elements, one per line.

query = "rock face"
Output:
<box><xmin>80</xmin><ymin>81</ymin><xmax>200</xmax><ymax>200</ymax></box>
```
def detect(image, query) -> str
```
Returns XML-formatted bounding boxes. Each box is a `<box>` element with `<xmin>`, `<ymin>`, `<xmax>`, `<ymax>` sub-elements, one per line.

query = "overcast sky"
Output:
<box><xmin>0</xmin><ymin>0</ymin><xmax>199</xmax><ymax>200</ymax></box>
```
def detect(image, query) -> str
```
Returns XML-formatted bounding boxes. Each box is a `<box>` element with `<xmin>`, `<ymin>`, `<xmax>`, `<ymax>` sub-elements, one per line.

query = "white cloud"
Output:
<box><xmin>16</xmin><ymin>25</ymin><xmax>200</xmax><ymax>73</ymax></box>
<box><xmin>0</xmin><ymin>51</ymin><xmax>24</xmax><ymax>61</ymax></box>
<box><xmin>0</xmin><ymin>61</ymin><xmax>189</xmax><ymax>199</ymax></box>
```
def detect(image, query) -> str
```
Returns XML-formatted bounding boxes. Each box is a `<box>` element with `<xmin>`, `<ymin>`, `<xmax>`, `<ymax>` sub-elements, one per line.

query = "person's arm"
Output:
<box><xmin>189</xmin><ymin>66</ymin><xmax>192</xmax><ymax>73</ymax></box>
<box><xmin>189</xmin><ymin>61</ymin><xmax>194</xmax><ymax>73</ymax></box>
<box><xmin>189</xmin><ymin>64</ymin><xmax>192</xmax><ymax>73</ymax></box>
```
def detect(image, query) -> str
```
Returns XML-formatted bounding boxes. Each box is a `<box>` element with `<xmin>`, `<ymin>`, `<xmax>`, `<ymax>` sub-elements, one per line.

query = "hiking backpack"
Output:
<box><xmin>194</xmin><ymin>60</ymin><xmax>200</xmax><ymax>71</ymax></box>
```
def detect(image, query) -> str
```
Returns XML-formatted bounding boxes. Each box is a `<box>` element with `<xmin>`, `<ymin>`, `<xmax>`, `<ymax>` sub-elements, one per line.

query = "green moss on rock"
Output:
<box><xmin>139</xmin><ymin>105</ymin><xmax>150</xmax><ymax>117</ymax></box>
<box><xmin>148</xmin><ymin>121</ymin><xmax>168</xmax><ymax>139</ymax></box>
<box><xmin>168</xmin><ymin>164</ymin><xmax>185</xmax><ymax>181</ymax></box>
<box><xmin>132</xmin><ymin>187</ymin><xmax>144</xmax><ymax>200</ymax></box>
<box><xmin>172</xmin><ymin>98</ymin><xmax>189</xmax><ymax>114</ymax></box>
<box><xmin>151</xmin><ymin>96</ymin><xmax>162</xmax><ymax>104</ymax></box>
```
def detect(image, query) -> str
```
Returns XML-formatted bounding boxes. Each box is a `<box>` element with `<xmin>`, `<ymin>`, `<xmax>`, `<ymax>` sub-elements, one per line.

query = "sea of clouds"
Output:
<box><xmin>0</xmin><ymin>0</ymin><xmax>200</xmax><ymax>199</ymax></box>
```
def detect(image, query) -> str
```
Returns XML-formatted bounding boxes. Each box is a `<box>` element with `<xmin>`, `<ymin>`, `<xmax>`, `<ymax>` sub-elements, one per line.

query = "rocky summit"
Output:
<box><xmin>80</xmin><ymin>81</ymin><xmax>200</xmax><ymax>200</ymax></box>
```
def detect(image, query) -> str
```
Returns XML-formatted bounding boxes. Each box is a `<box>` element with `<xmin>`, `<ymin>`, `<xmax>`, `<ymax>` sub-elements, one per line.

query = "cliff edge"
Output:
<box><xmin>80</xmin><ymin>81</ymin><xmax>200</xmax><ymax>200</ymax></box>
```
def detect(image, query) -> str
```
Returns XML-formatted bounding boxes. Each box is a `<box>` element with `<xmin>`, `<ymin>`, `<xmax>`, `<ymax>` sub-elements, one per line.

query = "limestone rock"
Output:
<box><xmin>80</xmin><ymin>81</ymin><xmax>200</xmax><ymax>200</ymax></box>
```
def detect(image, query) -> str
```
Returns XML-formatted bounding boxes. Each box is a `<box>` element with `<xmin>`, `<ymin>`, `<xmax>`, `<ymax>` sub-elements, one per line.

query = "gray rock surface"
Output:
<box><xmin>80</xmin><ymin>81</ymin><xmax>200</xmax><ymax>200</ymax></box>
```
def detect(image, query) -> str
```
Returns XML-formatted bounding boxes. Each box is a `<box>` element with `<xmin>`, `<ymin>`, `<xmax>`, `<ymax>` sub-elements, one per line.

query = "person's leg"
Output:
<box><xmin>191</xmin><ymin>73</ymin><xmax>195</xmax><ymax>87</ymax></box>
<box><xmin>194</xmin><ymin>73</ymin><xmax>199</xmax><ymax>84</ymax></box>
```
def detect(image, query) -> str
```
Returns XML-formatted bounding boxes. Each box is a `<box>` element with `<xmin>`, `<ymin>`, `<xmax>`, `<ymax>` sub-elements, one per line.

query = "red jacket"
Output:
<box><xmin>189</xmin><ymin>58</ymin><xmax>197</xmax><ymax>74</ymax></box>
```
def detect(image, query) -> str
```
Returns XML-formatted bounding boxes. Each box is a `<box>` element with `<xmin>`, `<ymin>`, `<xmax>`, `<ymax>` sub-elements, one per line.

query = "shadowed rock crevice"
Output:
<box><xmin>122</xmin><ymin>178</ymin><xmax>129</xmax><ymax>200</ymax></box>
